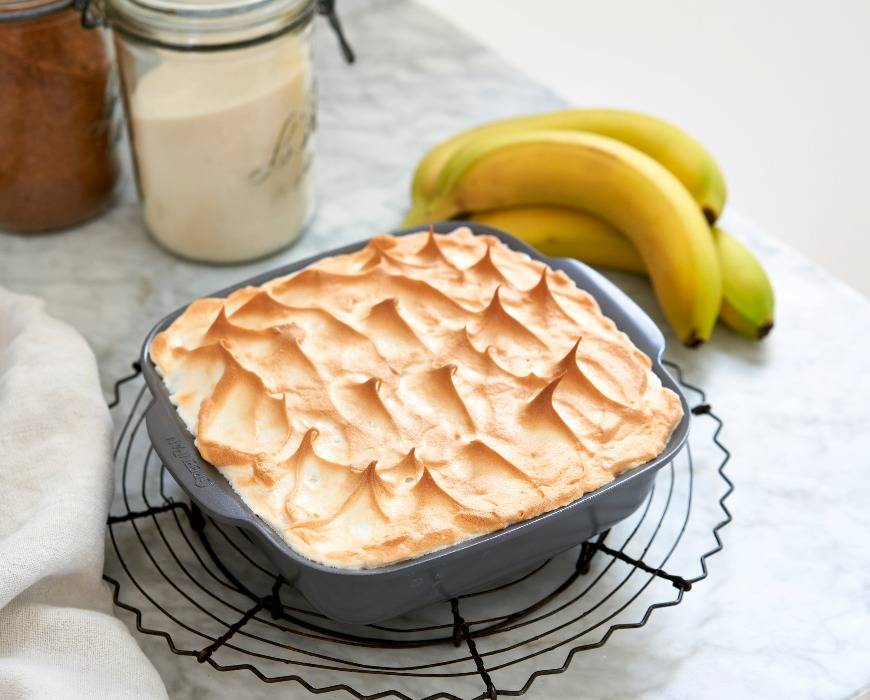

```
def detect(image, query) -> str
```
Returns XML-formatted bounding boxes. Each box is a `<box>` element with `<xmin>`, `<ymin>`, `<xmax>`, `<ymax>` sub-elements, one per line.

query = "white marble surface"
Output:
<box><xmin>2</xmin><ymin>1</ymin><xmax>869</xmax><ymax>698</ymax></box>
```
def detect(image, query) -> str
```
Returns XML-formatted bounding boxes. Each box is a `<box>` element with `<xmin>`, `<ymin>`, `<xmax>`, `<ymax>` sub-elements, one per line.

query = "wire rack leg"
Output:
<box><xmin>575</xmin><ymin>538</ymin><xmax>599</xmax><ymax>575</ymax></box>
<box><xmin>196</xmin><ymin>599</ymin><xmax>265</xmax><ymax>663</ymax></box>
<box><xmin>450</xmin><ymin>599</ymin><xmax>497</xmax><ymax>700</ymax></box>
<box><xmin>592</xmin><ymin>543</ymin><xmax>692</xmax><ymax>591</ymax></box>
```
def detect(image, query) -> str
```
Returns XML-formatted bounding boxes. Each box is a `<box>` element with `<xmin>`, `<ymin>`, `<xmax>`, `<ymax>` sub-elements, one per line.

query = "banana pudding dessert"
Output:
<box><xmin>150</xmin><ymin>228</ymin><xmax>683</xmax><ymax>569</ymax></box>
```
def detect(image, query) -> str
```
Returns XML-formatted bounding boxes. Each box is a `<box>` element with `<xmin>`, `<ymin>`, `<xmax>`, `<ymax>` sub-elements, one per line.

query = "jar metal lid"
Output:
<box><xmin>0</xmin><ymin>0</ymin><xmax>73</xmax><ymax>21</ymax></box>
<box><xmin>106</xmin><ymin>0</ymin><xmax>315</xmax><ymax>51</ymax></box>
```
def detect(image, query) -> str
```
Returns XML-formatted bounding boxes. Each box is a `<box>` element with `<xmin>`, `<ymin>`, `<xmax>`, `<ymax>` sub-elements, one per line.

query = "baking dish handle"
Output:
<box><xmin>145</xmin><ymin>399</ymin><xmax>251</xmax><ymax>524</ymax></box>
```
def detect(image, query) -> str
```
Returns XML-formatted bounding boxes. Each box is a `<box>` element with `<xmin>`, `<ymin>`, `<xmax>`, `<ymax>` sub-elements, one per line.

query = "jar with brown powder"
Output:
<box><xmin>0</xmin><ymin>0</ymin><xmax>119</xmax><ymax>232</ymax></box>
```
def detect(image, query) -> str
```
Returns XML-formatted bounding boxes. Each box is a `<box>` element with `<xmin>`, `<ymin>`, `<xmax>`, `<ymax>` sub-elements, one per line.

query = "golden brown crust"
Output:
<box><xmin>150</xmin><ymin>228</ymin><xmax>683</xmax><ymax>568</ymax></box>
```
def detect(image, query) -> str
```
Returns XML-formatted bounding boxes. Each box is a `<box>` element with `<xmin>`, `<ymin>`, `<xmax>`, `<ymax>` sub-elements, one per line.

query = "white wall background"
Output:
<box><xmin>419</xmin><ymin>0</ymin><xmax>870</xmax><ymax>296</ymax></box>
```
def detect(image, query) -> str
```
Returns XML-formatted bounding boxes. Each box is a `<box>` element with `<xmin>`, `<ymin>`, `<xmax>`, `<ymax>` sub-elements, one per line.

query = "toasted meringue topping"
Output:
<box><xmin>151</xmin><ymin>228</ymin><xmax>682</xmax><ymax>568</ymax></box>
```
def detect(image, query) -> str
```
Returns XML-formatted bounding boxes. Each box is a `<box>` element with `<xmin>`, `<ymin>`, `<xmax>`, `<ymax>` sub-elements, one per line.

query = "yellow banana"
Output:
<box><xmin>470</xmin><ymin>205</ymin><xmax>646</xmax><ymax>273</ymax></box>
<box><xmin>471</xmin><ymin>206</ymin><xmax>774</xmax><ymax>339</ymax></box>
<box><xmin>412</xmin><ymin>108</ymin><xmax>727</xmax><ymax>223</ymax></box>
<box><xmin>713</xmin><ymin>226</ymin><xmax>775</xmax><ymax>338</ymax></box>
<box><xmin>405</xmin><ymin>130</ymin><xmax>721</xmax><ymax>346</ymax></box>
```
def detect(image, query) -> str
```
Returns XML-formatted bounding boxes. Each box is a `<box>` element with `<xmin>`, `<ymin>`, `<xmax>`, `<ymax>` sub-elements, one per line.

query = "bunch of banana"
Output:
<box><xmin>471</xmin><ymin>206</ymin><xmax>774</xmax><ymax>340</ymax></box>
<box><xmin>403</xmin><ymin>109</ymin><xmax>775</xmax><ymax>344</ymax></box>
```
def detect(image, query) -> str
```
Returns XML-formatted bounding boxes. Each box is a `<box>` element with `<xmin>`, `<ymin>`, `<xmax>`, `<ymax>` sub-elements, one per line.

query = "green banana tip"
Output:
<box><xmin>402</xmin><ymin>211</ymin><xmax>425</xmax><ymax>227</ymax></box>
<box><xmin>683</xmin><ymin>331</ymin><xmax>705</xmax><ymax>349</ymax></box>
<box><xmin>403</xmin><ymin>202</ymin><xmax>440</xmax><ymax>228</ymax></box>
<box><xmin>757</xmin><ymin>321</ymin><xmax>774</xmax><ymax>339</ymax></box>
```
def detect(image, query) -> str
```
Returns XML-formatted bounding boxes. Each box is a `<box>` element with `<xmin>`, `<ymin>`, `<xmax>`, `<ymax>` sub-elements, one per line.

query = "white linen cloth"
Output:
<box><xmin>0</xmin><ymin>287</ymin><xmax>167</xmax><ymax>699</ymax></box>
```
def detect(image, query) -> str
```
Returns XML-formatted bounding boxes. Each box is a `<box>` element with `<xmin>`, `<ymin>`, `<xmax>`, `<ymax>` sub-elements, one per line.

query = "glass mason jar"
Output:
<box><xmin>105</xmin><ymin>0</ymin><xmax>318</xmax><ymax>263</ymax></box>
<box><xmin>0</xmin><ymin>0</ymin><xmax>119</xmax><ymax>232</ymax></box>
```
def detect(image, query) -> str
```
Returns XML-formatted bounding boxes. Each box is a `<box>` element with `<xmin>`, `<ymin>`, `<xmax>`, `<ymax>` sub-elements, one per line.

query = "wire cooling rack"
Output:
<box><xmin>103</xmin><ymin>359</ymin><xmax>731</xmax><ymax>700</ymax></box>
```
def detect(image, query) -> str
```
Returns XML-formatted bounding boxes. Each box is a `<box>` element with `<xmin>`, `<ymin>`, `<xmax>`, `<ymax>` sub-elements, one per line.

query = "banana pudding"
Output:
<box><xmin>150</xmin><ymin>228</ymin><xmax>683</xmax><ymax>568</ymax></box>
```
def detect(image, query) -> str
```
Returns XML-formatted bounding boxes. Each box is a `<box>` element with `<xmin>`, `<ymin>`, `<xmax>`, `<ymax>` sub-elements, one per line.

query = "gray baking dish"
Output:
<box><xmin>141</xmin><ymin>222</ymin><xmax>690</xmax><ymax>624</ymax></box>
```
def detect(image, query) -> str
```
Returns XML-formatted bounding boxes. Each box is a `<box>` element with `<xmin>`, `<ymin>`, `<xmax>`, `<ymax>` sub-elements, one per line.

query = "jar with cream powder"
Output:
<box><xmin>91</xmin><ymin>0</ymin><xmax>351</xmax><ymax>263</ymax></box>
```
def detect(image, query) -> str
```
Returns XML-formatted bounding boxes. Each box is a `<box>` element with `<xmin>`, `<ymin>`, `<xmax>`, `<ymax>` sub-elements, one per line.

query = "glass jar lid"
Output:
<box><xmin>0</xmin><ymin>0</ymin><xmax>73</xmax><ymax>21</ymax></box>
<box><xmin>105</xmin><ymin>0</ymin><xmax>315</xmax><ymax>50</ymax></box>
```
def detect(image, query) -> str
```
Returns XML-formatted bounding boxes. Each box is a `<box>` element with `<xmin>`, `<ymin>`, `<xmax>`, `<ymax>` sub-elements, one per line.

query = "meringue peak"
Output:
<box><xmin>415</xmin><ymin>228</ymin><xmax>457</xmax><ymax>267</ymax></box>
<box><xmin>471</xmin><ymin>286</ymin><xmax>547</xmax><ymax>350</ymax></box>
<box><xmin>377</xmin><ymin>447</ymin><xmax>425</xmax><ymax>492</ymax></box>
<box><xmin>516</xmin><ymin>269</ymin><xmax>577</xmax><ymax>325</ymax></box>
<box><xmin>464</xmin><ymin>244</ymin><xmax>508</xmax><ymax>284</ymax></box>
<box><xmin>553</xmin><ymin>337</ymin><xmax>583</xmax><ymax>374</ymax></box>
<box><xmin>362</xmin><ymin>297</ymin><xmax>428</xmax><ymax>358</ymax></box>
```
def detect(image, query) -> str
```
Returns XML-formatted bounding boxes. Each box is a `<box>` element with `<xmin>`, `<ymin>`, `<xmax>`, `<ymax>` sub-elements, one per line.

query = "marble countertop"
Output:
<box><xmin>2</xmin><ymin>1</ymin><xmax>869</xmax><ymax>698</ymax></box>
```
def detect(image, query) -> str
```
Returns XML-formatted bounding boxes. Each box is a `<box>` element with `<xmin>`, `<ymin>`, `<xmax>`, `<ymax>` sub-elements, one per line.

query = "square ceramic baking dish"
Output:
<box><xmin>141</xmin><ymin>222</ymin><xmax>690</xmax><ymax>624</ymax></box>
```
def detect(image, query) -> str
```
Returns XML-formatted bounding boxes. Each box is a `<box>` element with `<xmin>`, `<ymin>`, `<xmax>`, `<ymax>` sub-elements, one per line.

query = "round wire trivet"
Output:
<box><xmin>104</xmin><ymin>360</ymin><xmax>732</xmax><ymax>700</ymax></box>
